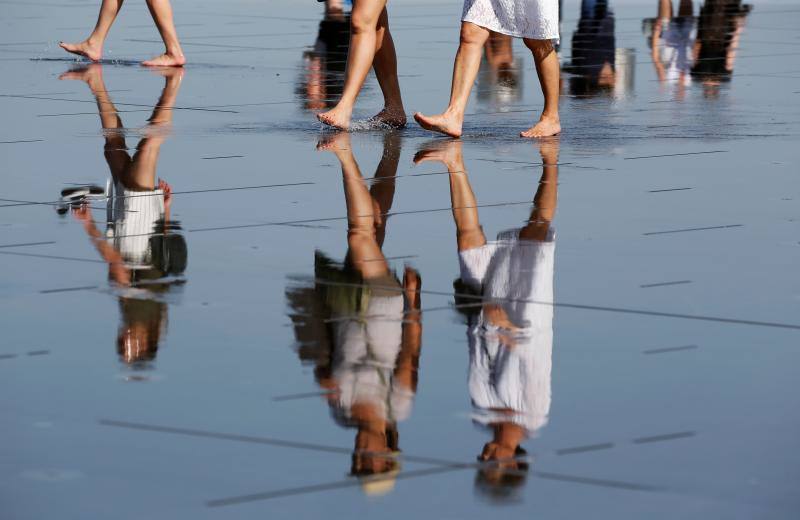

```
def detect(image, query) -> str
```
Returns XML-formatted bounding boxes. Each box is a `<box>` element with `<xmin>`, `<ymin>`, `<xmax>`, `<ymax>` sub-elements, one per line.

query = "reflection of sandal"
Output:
<box><xmin>55</xmin><ymin>184</ymin><xmax>106</xmax><ymax>215</ymax></box>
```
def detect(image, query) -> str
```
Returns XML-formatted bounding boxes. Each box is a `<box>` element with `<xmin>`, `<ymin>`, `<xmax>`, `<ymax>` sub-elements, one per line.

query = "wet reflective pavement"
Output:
<box><xmin>2</xmin><ymin>0</ymin><xmax>800</xmax><ymax>518</ymax></box>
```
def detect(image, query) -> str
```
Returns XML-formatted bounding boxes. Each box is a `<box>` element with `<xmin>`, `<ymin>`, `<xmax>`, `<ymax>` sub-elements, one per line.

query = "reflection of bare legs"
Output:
<box><xmin>59</xmin><ymin>64</ymin><xmax>130</xmax><ymax>180</ymax></box>
<box><xmin>317</xmin><ymin>0</ymin><xmax>392</xmax><ymax>130</ymax></box>
<box><xmin>317</xmin><ymin>133</ymin><xmax>390</xmax><ymax>279</ymax></box>
<box><xmin>59</xmin><ymin>0</ymin><xmax>123</xmax><ymax>62</ymax></box>
<box><xmin>126</xmin><ymin>69</ymin><xmax>184</xmax><ymax>190</ymax></box>
<box><xmin>520</xmin><ymin>39</ymin><xmax>561</xmax><ymax>138</ymax></box>
<box><xmin>658</xmin><ymin>0</ymin><xmax>673</xmax><ymax>19</ymax></box>
<box><xmin>519</xmin><ymin>139</ymin><xmax>559</xmax><ymax>240</ymax></box>
<box><xmin>414</xmin><ymin>22</ymin><xmax>490</xmax><ymax>138</ymax></box>
<box><xmin>369</xmin><ymin>132</ymin><xmax>401</xmax><ymax>247</ymax></box>
<box><xmin>413</xmin><ymin>140</ymin><xmax>486</xmax><ymax>251</ymax></box>
<box><xmin>677</xmin><ymin>0</ymin><xmax>692</xmax><ymax>17</ymax></box>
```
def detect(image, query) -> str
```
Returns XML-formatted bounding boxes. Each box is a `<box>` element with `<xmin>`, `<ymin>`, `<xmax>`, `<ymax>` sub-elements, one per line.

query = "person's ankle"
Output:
<box><xmin>444</xmin><ymin>107</ymin><xmax>463</xmax><ymax>120</ymax></box>
<box><xmin>541</xmin><ymin>112</ymin><xmax>560</xmax><ymax>122</ymax></box>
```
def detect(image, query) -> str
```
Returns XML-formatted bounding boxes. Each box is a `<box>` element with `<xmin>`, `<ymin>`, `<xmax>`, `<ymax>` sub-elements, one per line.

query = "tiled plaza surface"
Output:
<box><xmin>1</xmin><ymin>0</ymin><xmax>799</xmax><ymax>518</ymax></box>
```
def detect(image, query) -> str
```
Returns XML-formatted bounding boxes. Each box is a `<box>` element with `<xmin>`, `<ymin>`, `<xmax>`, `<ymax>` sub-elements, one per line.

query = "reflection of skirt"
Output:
<box><xmin>462</xmin><ymin>0</ymin><xmax>560</xmax><ymax>40</ymax></box>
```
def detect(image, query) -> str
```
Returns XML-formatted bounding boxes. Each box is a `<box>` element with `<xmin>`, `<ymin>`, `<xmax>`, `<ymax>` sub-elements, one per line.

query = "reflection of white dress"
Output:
<box><xmin>463</xmin><ymin>0</ymin><xmax>560</xmax><ymax>41</ymax></box>
<box><xmin>330</xmin><ymin>293</ymin><xmax>414</xmax><ymax>425</ymax></box>
<box><xmin>459</xmin><ymin>228</ymin><xmax>555</xmax><ymax>434</ymax></box>
<box><xmin>106</xmin><ymin>180</ymin><xmax>164</xmax><ymax>269</ymax></box>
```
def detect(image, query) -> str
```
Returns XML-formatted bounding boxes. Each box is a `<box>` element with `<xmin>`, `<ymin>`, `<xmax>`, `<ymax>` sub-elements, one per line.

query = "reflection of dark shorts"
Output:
<box><xmin>318</xmin><ymin>18</ymin><xmax>350</xmax><ymax>57</ymax></box>
<box><xmin>364</xmin><ymin>274</ymin><xmax>402</xmax><ymax>299</ymax></box>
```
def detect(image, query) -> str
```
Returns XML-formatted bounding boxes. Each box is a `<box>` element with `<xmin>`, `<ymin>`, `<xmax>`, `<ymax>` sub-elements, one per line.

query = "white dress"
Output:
<box><xmin>462</xmin><ymin>0</ymin><xmax>560</xmax><ymax>41</ymax></box>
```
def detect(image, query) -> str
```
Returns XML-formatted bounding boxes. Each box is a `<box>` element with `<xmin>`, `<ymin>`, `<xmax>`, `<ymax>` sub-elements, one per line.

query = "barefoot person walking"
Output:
<box><xmin>60</xmin><ymin>0</ymin><xmax>186</xmax><ymax>66</ymax></box>
<box><xmin>415</xmin><ymin>0</ymin><xmax>561</xmax><ymax>138</ymax></box>
<box><xmin>317</xmin><ymin>0</ymin><xmax>406</xmax><ymax>130</ymax></box>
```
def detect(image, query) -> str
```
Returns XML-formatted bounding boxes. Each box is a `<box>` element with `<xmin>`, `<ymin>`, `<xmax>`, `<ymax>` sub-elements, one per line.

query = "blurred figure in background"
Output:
<box><xmin>414</xmin><ymin>138</ymin><xmax>558</xmax><ymax>501</ymax></box>
<box><xmin>691</xmin><ymin>0</ymin><xmax>751</xmax><ymax>97</ymax></box>
<box><xmin>299</xmin><ymin>1</ymin><xmax>351</xmax><ymax>111</ymax></box>
<box><xmin>286</xmin><ymin>132</ymin><xmax>422</xmax><ymax>495</ymax></box>
<box><xmin>58</xmin><ymin>65</ymin><xmax>187</xmax><ymax>370</ymax></box>
<box><xmin>644</xmin><ymin>0</ymin><xmax>696</xmax><ymax>98</ymax></box>
<box><xmin>566</xmin><ymin>0</ymin><xmax>616</xmax><ymax>97</ymax></box>
<box><xmin>476</xmin><ymin>32</ymin><xmax>523</xmax><ymax>109</ymax></box>
<box><xmin>59</xmin><ymin>0</ymin><xmax>186</xmax><ymax>66</ymax></box>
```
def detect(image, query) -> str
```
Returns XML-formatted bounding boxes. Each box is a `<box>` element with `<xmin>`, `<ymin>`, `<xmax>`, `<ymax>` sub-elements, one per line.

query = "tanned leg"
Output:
<box><xmin>318</xmin><ymin>0</ymin><xmax>388</xmax><ymax>130</ymax></box>
<box><xmin>141</xmin><ymin>0</ymin><xmax>186</xmax><ymax>66</ymax></box>
<box><xmin>414</xmin><ymin>22</ymin><xmax>490</xmax><ymax>138</ymax></box>
<box><xmin>520</xmin><ymin>39</ymin><xmax>561</xmax><ymax>138</ymax></box>
<box><xmin>60</xmin><ymin>0</ymin><xmax>124</xmax><ymax>62</ymax></box>
<box><xmin>370</xmin><ymin>8</ymin><xmax>406</xmax><ymax>128</ymax></box>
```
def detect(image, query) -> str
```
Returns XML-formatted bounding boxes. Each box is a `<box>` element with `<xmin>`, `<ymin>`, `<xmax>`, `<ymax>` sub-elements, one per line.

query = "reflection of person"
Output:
<box><xmin>477</xmin><ymin>32</ymin><xmax>522</xmax><ymax>107</ymax></box>
<box><xmin>59</xmin><ymin>65</ymin><xmax>187</xmax><ymax>368</ymax></box>
<box><xmin>286</xmin><ymin>132</ymin><xmax>421</xmax><ymax>495</ymax></box>
<box><xmin>316</xmin><ymin>0</ymin><xmax>406</xmax><ymax>130</ymax></box>
<box><xmin>567</xmin><ymin>0</ymin><xmax>616</xmax><ymax>97</ymax></box>
<box><xmin>59</xmin><ymin>0</ymin><xmax>186</xmax><ymax>66</ymax></box>
<box><xmin>691</xmin><ymin>0</ymin><xmax>751</xmax><ymax>97</ymax></box>
<box><xmin>414</xmin><ymin>0</ymin><xmax>561</xmax><ymax>138</ymax></box>
<box><xmin>644</xmin><ymin>0</ymin><xmax>696</xmax><ymax>98</ymax></box>
<box><xmin>299</xmin><ymin>1</ymin><xmax>351</xmax><ymax>111</ymax></box>
<box><xmin>414</xmin><ymin>138</ymin><xmax>558</xmax><ymax>500</ymax></box>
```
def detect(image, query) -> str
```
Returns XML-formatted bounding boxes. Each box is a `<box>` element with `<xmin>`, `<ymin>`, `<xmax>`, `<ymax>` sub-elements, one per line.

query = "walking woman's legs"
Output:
<box><xmin>370</xmin><ymin>8</ymin><xmax>406</xmax><ymax>127</ymax></box>
<box><xmin>318</xmin><ymin>0</ymin><xmax>388</xmax><ymax>130</ymax></box>
<box><xmin>414</xmin><ymin>22</ymin><xmax>490</xmax><ymax>138</ymax></box>
<box><xmin>520</xmin><ymin>39</ymin><xmax>561</xmax><ymax>138</ymax></box>
<box><xmin>59</xmin><ymin>0</ymin><xmax>125</xmax><ymax>62</ymax></box>
<box><xmin>141</xmin><ymin>0</ymin><xmax>186</xmax><ymax>66</ymax></box>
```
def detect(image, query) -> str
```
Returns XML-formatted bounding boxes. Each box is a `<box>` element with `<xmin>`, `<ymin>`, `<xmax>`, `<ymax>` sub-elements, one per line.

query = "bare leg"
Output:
<box><xmin>369</xmin><ymin>8</ymin><xmax>406</xmax><ymax>128</ymax></box>
<box><xmin>520</xmin><ymin>39</ymin><xmax>561</xmax><ymax>138</ymax></box>
<box><xmin>677</xmin><ymin>0</ymin><xmax>692</xmax><ymax>17</ymax></box>
<box><xmin>414</xmin><ymin>22</ymin><xmax>490</xmax><ymax>138</ymax></box>
<box><xmin>141</xmin><ymin>0</ymin><xmax>186</xmax><ymax>66</ymax></box>
<box><xmin>318</xmin><ymin>0</ymin><xmax>388</xmax><ymax>130</ymax></box>
<box><xmin>658</xmin><ymin>0</ymin><xmax>674</xmax><ymax>19</ymax></box>
<box><xmin>59</xmin><ymin>0</ymin><xmax>124</xmax><ymax>62</ymax></box>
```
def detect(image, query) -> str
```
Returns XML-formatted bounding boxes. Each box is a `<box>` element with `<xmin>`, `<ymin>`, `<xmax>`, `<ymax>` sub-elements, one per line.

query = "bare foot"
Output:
<box><xmin>317</xmin><ymin>104</ymin><xmax>352</xmax><ymax>130</ymax></box>
<box><xmin>413</xmin><ymin>112</ymin><xmax>463</xmax><ymax>138</ymax></box>
<box><xmin>520</xmin><ymin>115</ymin><xmax>561</xmax><ymax>138</ymax></box>
<box><xmin>59</xmin><ymin>40</ymin><xmax>102</xmax><ymax>62</ymax></box>
<box><xmin>412</xmin><ymin>139</ymin><xmax>463</xmax><ymax>167</ymax></box>
<box><xmin>142</xmin><ymin>53</ymin><xmax>186</xmax><ymax>67</ymax></box>
<box><xmin>369</xmin><ymin>107</ymin><xmax>407</xmax><ymax>129</ymax></box>
<box><xmin>316</xmin><ymin>131</ymin><xmax>351</xmax><ymax>153</ymax></box>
